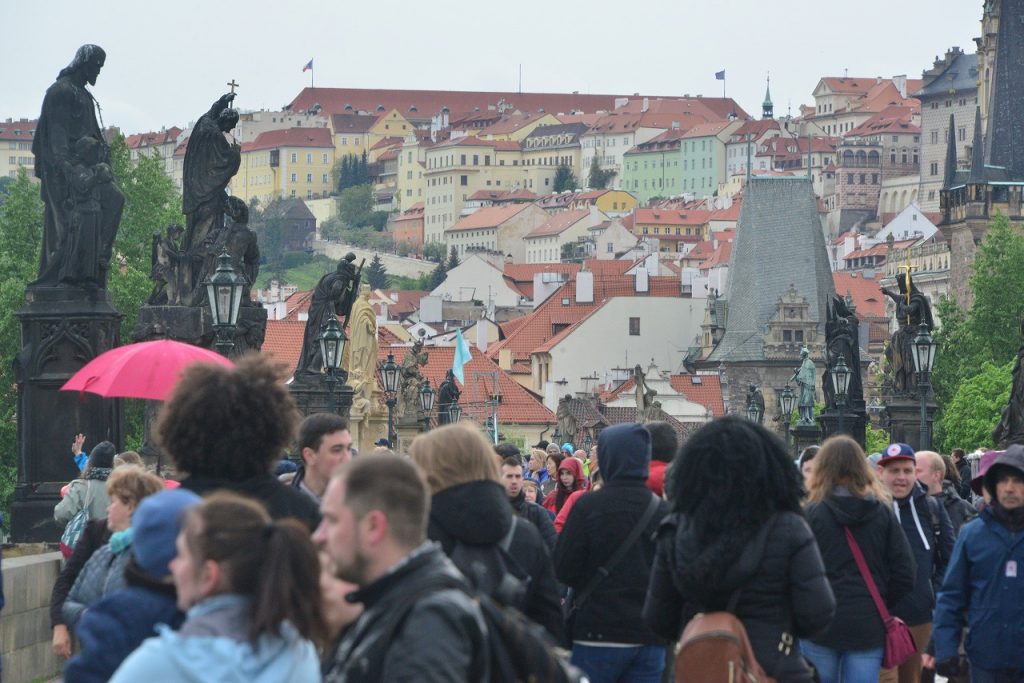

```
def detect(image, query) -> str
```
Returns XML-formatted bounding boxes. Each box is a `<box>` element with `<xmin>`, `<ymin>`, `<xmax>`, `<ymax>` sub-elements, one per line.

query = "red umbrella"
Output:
<box><xmin>61</xmin><ymin>339</ymin><xmax>234</xmax><ymax>401</ymax></box>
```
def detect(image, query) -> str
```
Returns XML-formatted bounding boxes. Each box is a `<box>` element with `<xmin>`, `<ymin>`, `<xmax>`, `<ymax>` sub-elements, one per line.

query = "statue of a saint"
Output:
<box><xmin>347</xmin><ymin>285</ymin><xmax>378</xmax><ymax>391</ymax></box>
<box><xmin>208</xmin><ymin>196</ymin><xmax>259</xmax><ymax>306</ymax></box>
<box><xmin>294</xmin><ymin>254</ymin><xmax>360</xmax><ymax>379</ymax></box>
<box><xmin>823</xmin><ymin>294</ymin><xmax>863</xmax><ymax>409</ymax></box>
<box><xmin>789</xmin><ymin>347</ymin><xmax>817</xmax><ymax>424</ymax></box>
<box><xmin>397</xmin><ymin>340</ymin><xmax>428</xmax><ymax>420</ymax></box>
<box><xmin>33</xmin><ymin>44</ymin><xmax>124</xmax><ymax>288</ymax></box>
<box><xmin>994</xmin><ymin>319</ymin><xmax>1024</xmax><ymax>447</ymax></box>
<box><xmin>556</xmin><ymin>395</ymin><xmax>577</xmax><ymax>442</ymax></box>
<box><xmin>180</xmin><ymin>93</ymin><xmax>241</xmax><ymax>304</ymax></box>
<box><xmin>437</xmin><ymin>369</ymin><xmax>462</xmax><ymax>425</ymax></box>
<box><xmin>147</xmin><ymin>224</ymin><xmax>184</xmax><ymax>305</ymax></box>
<box><xmin>882</xmin><ymin>273</ymin><xmax>934</xmax><ymax>396</ymax></box>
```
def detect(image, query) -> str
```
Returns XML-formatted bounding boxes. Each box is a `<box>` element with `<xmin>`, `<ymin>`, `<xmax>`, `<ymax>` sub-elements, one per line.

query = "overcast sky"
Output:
<box><xmin>5</xmin><ymin>0</ymin><xmax>982</xmax><ymax>134</ymax></box>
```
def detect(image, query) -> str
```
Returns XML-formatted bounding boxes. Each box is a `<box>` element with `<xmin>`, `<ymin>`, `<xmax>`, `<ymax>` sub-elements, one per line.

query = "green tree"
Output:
<box><xmin>864</xmin><ymin>424</ymin><xmax>890</xmax><ymax>455</ymax></box>
<box><xmin>941</xmin><ymin>360</ymin><xmax>1012</xmax><ymax>452</ymax></box>
<box><xmin>428</xmin><ymin>261</ymin><xmax>447</xmax><ymax>289</ymax></box>
<box><xmin>109</xmin><ymin>136</ymin><xmax>183</xmax><ymax>266</ymax></box>
<box><xmin>588</xmin><ymin>156</ymin><xmax>612</xmax><ymax>190</ymax></box>
<box><xmin>365</xmin><ymin>253</ymin><xmax>391</xmax><ymax>289</ymax></box>
<box><xmin>446</xmin><ymin>246</ymin><xmax>460</xmax><ymax>271</ymax></box>
<box><xmin>423</xmin><ymin>242</ymin><xmax>446</xmax><ymax>263</ymax></box>
<box><xmin>0</xmin><ymin>175</ymin><xmax>14</xmax><ymax>199</ymax></box>
<box><xmin>338</xmin><ymin>184</ymin><xmax>375</xmax><ymax>227</ymax></box>
<box><xmin>553</xmin><ymin>164</ymin><xmax>578</xmax><ymax>193</ymax></box>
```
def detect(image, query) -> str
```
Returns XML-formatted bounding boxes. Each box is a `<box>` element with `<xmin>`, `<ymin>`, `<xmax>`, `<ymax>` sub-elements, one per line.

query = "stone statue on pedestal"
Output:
<box><xmin>396</xmin><ymin>340</ymin><xmax>428</xmax><ymax>420</ymax></box>
<box><xmin>347</xmin><ymin>285</ymin><xmax>378</xmax><ymax>387</ymax></box>
<box><xmin>882</xmin><ymin>272</ymin><xmax>933</xmax><ymax>397</ymax></box>
<box><xmin>823</xmin><ymin>294</ymin><xmax>863</xmax><ymax>408</ymax></box>
<box><xmin>33</xmin><ymin>44</ymin><xmax>124</xmax><ymax>289</ymax></box>
<box><xmin>556</xmin><ymin>395</ymin><xmax>577</xmax><ymax>442</ymax></box>
<box><xmin>294</xmin><ymin>254</ymin><xmax>360</xmax><ymax>380</ymax></box>
<box><xmin>437</xmin><ymin>369</ymin><xmax>461</xmax><ymax>425</ymax></box>
<box><xmin>790</xmin><ymin>347</ymin><xmax>816</xmax><ymax>424</ymax></box>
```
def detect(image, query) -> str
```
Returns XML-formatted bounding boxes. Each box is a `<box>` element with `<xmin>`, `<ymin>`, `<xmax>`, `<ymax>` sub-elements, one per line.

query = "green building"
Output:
<box><xmin>678</xmin><ymin>120</ymin><xmax>743</xmax><ymax>198</ymax></box>
<box><xmin>621</xmin><ymin>129</ymin><xmax>685</xmax><ymax>203</ymax></box>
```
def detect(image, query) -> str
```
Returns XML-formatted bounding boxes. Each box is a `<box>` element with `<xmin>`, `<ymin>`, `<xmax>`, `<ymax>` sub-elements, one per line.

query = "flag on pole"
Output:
<box><xmin>715</xmin><ymin>70</ymin><xmax>726</xmax><ymax>81</ymax></box>
<box><xmin>302</xmin><ymin>59</ymin><xmax>314</xmax><ymax>72</ymax></box>
<box><xmin>453</xmin><ymin>329</ymin><xmax>472</xmax><ymax>384</ymax></box>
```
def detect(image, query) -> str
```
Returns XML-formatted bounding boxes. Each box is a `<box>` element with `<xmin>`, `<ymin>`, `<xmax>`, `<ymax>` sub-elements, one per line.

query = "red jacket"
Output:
<box><xmin>646</xmin><ymin>460</ymin><xmax>668</xmax><ymax>497</ymax></box>
<box><xmin>543</xmin><ymin>457</ymin><xmax>587</xmax><ymax>515</ymax></box>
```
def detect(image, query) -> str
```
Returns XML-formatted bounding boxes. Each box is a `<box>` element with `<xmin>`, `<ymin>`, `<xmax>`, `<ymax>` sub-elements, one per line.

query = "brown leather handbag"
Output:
<box><xmin>674</xmin><ymin>610</ymin><xmax>779</xmax><ymax>683</ymax></box>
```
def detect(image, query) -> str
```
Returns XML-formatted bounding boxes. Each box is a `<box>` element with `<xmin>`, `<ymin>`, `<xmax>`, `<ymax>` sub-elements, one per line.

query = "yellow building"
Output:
<box><xmin>568</xmin><ymin>189</ymin><xmax>637</xmax><ymax>215</ymax></box>
<box><xmin>232</xmin><ymin>128</ymin><xmax>334</xmax><ymax>205</ymax></box>
<box><xmin>476</xmin><ymin>112</ymin><xmax>561</xmax><ymax>142</ymax></box>
<box><xmin>0</xmin><ymin>118</ymin><xmax>36</xmax><ymax>180</ymax></box>
<box><xmin>520</xmin><ymin>123</ymin><xmax>586</xmax><ymax>182</ymax></box>
<box><xmin>330</xmin><ymin>113</ymin><xmax>375</xmax><ymax>160</ymax></box>
<box><xmin>367</xmin><ymin>109</ymin><xmax>414</xmax><ymax>151</ymax></box>
<box><xmin>396</xmin><ymin>133</ymin><xmax>427</xmax><ymax>210</ymax></box>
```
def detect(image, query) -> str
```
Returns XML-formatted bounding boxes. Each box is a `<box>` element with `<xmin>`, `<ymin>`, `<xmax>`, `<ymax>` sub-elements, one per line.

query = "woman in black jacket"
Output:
<box><xmin>643</xmin><ymin>416</ymin><xmax>836</xmax><ymax>683</ymax></box>
<box><xmin>801</xmin><ymin>435</ymin><xmax>915</xmax><ymax>683</ymax></box>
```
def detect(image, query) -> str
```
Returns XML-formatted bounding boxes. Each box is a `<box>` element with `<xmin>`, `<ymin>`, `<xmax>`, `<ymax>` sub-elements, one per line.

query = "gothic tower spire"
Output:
<box><xmin>984</xmin><ymin>0</ymin><xmax>1024</xmax><ymax>179</ymax></box>
<box><xmin>943</xmin><ymin>113</ymin><xmax>958</xmax><ymax>189</ymax></box>
<box><xmin>762</xmin><ymin>74</ymin><xmax>774</xmax><ymax>119</ymax></box>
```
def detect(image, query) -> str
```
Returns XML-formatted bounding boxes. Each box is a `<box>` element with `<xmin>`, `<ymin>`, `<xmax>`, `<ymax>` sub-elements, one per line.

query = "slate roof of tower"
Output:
<box><xmin>706</xmin><ymin>176</ymin><xmax>834</xmax><ymax>362</ymax></box>
<box><xmin>984</xmin><ymin>0</ymin><xmax>1024</xmax><ymax>181</ymax></box>
<box><xmin>914</xmin><ymin>52</ymin><xmax>979</xmax><ymax>98</ymax></box>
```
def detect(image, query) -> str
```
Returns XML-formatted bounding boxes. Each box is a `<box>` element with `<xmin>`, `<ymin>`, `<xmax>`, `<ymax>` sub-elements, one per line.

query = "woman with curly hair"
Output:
<box><xmin>155</xmin><ymin>354</ymin><xmax>319</xmax><ymax>528</ymax></box>
<box><xmin>801</xmin><ymin>436</ymin><xmax>915</xmax><ymax>683</ymax></box>
<box><xmin>643</xmin><ymin>416</ymin><xmax>836</xmax><ymax>682</ymax></box>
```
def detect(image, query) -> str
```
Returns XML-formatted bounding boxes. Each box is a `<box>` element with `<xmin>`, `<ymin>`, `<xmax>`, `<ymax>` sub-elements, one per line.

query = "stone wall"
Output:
<box><xmin>1</xmin><ymin>551</ymin><xmax>62</xmax><ymax>683</ymax></box>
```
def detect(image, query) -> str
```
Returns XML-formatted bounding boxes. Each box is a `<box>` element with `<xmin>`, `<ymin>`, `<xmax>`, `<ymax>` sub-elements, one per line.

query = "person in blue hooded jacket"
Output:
<box><xmin>110</xmin><ymin>491</ymin><xmax>326</xmax><ymax>683</ymax></box>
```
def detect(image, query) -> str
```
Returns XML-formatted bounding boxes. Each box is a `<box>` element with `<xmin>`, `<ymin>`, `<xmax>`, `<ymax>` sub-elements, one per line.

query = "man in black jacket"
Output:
<box><xmin>501</xmin><ymin>456</ymin><xmax>557</xmax><ymax>550</ymax></box>
<box><xmin>554</xmin><ymin>422</ymin><xmax>669</xmax><ymax>682</ymax></box>
<box><xmin>318</xmin><ymin>454</ymin><xmax>488</xmax><ymax>682</ymax></box>
<box><xmin>876</xmin><ymin>443</ymin><xmax>955</xmax><ymax>683</ymax></box>
<box><xmin>916</xmin><ymin>450</ymin><xmax>977</xmax><ymax>535</ymax></box>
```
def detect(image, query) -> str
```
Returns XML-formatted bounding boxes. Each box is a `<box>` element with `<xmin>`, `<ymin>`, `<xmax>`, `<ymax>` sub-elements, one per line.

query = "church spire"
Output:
<box><xmin>983</xmin><ymin>0</ymin><xmax>1024</xmax><ymax>179</ymax></box>
<box><xmin>762</xmin><ymin>74</ymin><xmax>774</xmax><ymax>119</ymax></box>
<box><xmin>943</xmin><ymin>113</ymin><xmax>958</xmax><ymax>190</ymax></box>
<box><xmin>969</xmin><ymin>106</ymin><xmax>986</xmax><ymax>185</ymax></box>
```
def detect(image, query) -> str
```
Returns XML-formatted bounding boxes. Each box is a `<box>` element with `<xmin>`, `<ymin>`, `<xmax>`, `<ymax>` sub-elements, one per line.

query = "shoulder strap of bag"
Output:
<box><xmin>572</xmin><ymin>493</ymin><xmax>660</xmax><ymax>611</ymax></box>
<box><xmin>843</xmin><ymin>526</ymin><xmax>891</xmax><ymax>621</ymax></box>
<box><xmin>500</xmin><ymin>516</ymin><xmax>518</xmax><ymax>552</ymax></box>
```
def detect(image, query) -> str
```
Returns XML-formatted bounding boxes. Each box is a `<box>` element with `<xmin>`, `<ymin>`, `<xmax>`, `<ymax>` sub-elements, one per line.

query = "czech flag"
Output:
<box><xmin>302</xmin><ymin>59</ymin><xmax>313</xmax><ymax>72</ymax></box>
<box><xmin>715</xmin><ymin>70</ymin><xmax>726</xmax><ymax>80</ymax></box>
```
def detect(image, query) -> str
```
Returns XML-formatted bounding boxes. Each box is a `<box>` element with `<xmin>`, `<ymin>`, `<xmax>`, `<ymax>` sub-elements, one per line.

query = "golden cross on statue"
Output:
<box><xmin>227</xmin><ymin>79</ymin><xmax>239</xmax><ymax>95</ymax></box>
<box><xmin>897</xmin><ymin>251</ymin><xmax>916</xmax><ymax>325</ymax></box>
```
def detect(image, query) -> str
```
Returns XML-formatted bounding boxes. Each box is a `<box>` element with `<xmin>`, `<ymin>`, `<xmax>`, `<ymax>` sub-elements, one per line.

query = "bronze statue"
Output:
<box><xmin>294</xmin><ymin>254</ymin><xmax>360</xmax><ymax>379</ymax></box>
<box><xmin>823</xmin><ymin>294</ymin><xmax>863</xmax><ymax>408</ymax></box>
<box><xmin>33</xmin><ymin>44</ymin><xmax>124</xmax><ymax>288</ymax></box>
<box><xmin>994</xmin><ymin>319</ymin><xmax>1024</xmax><ymax>447</ymax></box>
<box><xmin>789</xmin><ymin>347</ymin><xmax>816</xmax><ymax>424</ymax></box>
<box><xmin>882</xmin><ymin>271</ymin><xmax>933</xmax><ymax>396</ymax></box>
<box><xmin>437</xmin><ymin>369</ymin><xmax>461</xmax><ymax>425</ymax></box>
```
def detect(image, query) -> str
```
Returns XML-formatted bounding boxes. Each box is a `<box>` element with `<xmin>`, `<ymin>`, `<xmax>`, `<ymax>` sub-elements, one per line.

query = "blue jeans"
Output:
<box><xmin>799</xmin><ymin>640</ymin><xmax>883</xmax><ymax>683</ymax></box>
<box><xmin>570</xmin><ymin>643</ymin><xmax>666</xmax><ymax>683</ymax></box>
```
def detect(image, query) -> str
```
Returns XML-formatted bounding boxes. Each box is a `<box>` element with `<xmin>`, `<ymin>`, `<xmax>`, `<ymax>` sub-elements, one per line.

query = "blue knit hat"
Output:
<box><xmin>131</xmin><ymin>488</ymin><xmax>202</xmax><ymax>577</ymax></box>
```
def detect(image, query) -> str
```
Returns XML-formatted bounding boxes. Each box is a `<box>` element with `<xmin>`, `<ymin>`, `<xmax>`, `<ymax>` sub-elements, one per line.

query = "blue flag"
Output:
<box><xmin>302</xmin><ymin>59</ymin><xmax>313</xmax><ymax>72</ymax></box>
<box><xmin>453</xmin><ymin>329</ymin><xmax>472</xmax><ymax>384</ymax></box>
<box><xmin>715</xmin><ymin>70</ymin><xmax>726</xmax><ymax>80</ymax></box>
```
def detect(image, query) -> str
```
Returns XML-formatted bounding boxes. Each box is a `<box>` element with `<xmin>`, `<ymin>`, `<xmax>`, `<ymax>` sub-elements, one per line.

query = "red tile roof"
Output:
<box><xmin>709</xmin><ymin>201</ymin><xmax>742</xmax><ymax>222</ymax></box>
<box><xmin>525</xmin><ymin>209</ymin><xmax>591</xmax><ymax>239</ymax></box>
<box><xmin>393</xmin><ymin>203</ymin><xmax>425</xmax><ymax>221</ymax></box>
<box><xmin>378</xmin><ymin>344</ymin><xmax>554</xmax><ymax>424</ymax></box>
<box><xmin>634</xmin><ymin>208</ymin><xmax>712</xmax><ymax>227</ymax></box>
<box><xmin>581</xmin><ymin>259</ymin><xmax>634</xmax><ymax>276</ymax></box>
<box><xmin>375</xmin><ymin>290</ymin><xmax>427</xmax><ymax>317</ymax></box>
<box><xmin>698</xmin><ymin>242</ymin><xmax>732</xmax><ymax>270</ymax></box>
<box><xmin>243</xmin><ymin>127</ymin><xmax>333</xmax><ymax>152</ymax></box>
<box><xmin>844</xmin><ymin>239</ymin><xmax>915</xmax><ymax>260</ymax></box>
<box><xmin>261</xmin><ymin>320</ymin><xmax>307</xmax><ymax>372</ymax></box>
<box><xmin>845</xmin><ymin>106</ymin><xmax>921</xmax><ymax>138</ymax></box>
<box><xmin>680</xmin><ymin>121</ymin><xmax>735</xmax><ymax>139</ymax></box>
<box><xmin>125</xmin><ymin>127</ymin><xmax>182</xmax><ymax>149</ymax></box>
<box><xmin>477</xmin><ymin>112</ymin><xmax>552</xmax><ymax>136</ymax></box>
<box><xmin>447</xmin><ymin>204</ymin><xmax>532</xmax><ymax>232</ymax></box>
<box><xmin>605</xmin><ymin>374</ymin><xmax>725</xmax><ymax>417</ymax></box>
<box><xmin>0</xmin><ymin>119</ymin><xmax>36</xmax><ymax>141</ymax></box>
<box><xmin>330</xmin><ymin>113</ymin><xmax>377</xmax><ymax>134</ymax></box>
<box><xmin>370</xmin><ymin>136</ymin><xmax>404</xmax><ymax>151</ymax></box>
<box><xmin>832</xmin><ymin>271</ymin><xmax>886</xmax><ymax>320</ymax></box>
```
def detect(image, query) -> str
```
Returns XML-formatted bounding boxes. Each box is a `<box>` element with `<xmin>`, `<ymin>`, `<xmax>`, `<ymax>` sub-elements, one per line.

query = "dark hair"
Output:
<box><xmin>668</xmin><ymin>416</ymin><xmax>804</xmax><ymax>545</ymax></box>
<box><xmin>798</xmin><ymin>445</ymin><xmax>820</xmax><ymax>467</ymax></box>
<box><xmin>545</xmin><ymin>452</ymin><xmax>565</xmax><ymax>470</ymax></box>
<box><xmin>334</xmin><ymin>454</ymin><xmax>429</xmax><ymax>548</ymax></box>
<box><xmin>297</xmin><ymin>413</ymin><xmax>349</xmax><ymax>454</ymax></box>
<box><xmin>951</xmin><ymin>448</ymin><xmax>966</xmax><ymax>462</ymax></box>
<box><xmin>182</xmin><ymin>492</ymin><xmax>327</xmax><ymax>648</ymax></box>
<box><xmin>494</xmin><ymin>443</ymin><xmax>521</xmax><ymax>459</ymax></box>
<box><xmin>941</xmin><ymin>453</ymin><xmax>961</xmax><ymax>485</ymax></box>
<box><xmin>156</xmin><ymin>354</ymin><xmax>299</xmax><ymax>480</ymax></box>
<box><xmin>500</xmin><ymin>456</ymin><xmax>523</xmax><ymax>470</ymax></box>
<box><xmin>646</xmin><ymin>421</ymin><xmax>679</xmax><ymax>463</ymax></box>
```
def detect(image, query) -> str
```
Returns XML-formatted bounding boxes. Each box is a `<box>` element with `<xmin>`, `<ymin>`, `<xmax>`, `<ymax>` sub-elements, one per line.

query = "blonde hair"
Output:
<box><xmin>409</xmin><ymin>422</ymin><xmax>500</xmax><ymax>494</ymax></box>
<box><xmin>530</xmin><ymin>448</ymin><xmax>546</xmax><ymax>464</ymax></box>
<box><xmin>113</xmin><ymin>450</ymin><xmax>143</xmax><ymax>468</ymax></box>
<box><xmin>916</xmin><ymin>450</ymin><xmax>945</xmax><ymax>477</ymax></box>
<box><xmin>805</xmin><ymin>435</ymin><xmax>890</xmax><ymax>505</ymax></box>
<box><xmin>106</xmin><ymin>465</ymin><xmax>164</xmax><ymax>507</ymax></box>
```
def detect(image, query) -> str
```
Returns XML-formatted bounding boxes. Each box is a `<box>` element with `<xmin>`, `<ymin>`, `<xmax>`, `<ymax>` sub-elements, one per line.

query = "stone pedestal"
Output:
<box><xmin>819</xmin><ymin>405</ymin><xmax>868</xmax><ymax>449</ymax></box>
<box><xmin>288</xmin><ymin>377</ymin><xmax>355</xmax><ymax>420</ymax></box>
<box><xmin>12</xmin><ymin>287</ymin><xmax>122</xmax><ymax>542</ymax></box>
<box><xmin>791</xmin><ymin>422</ymin><xmax>822</xmax><ymax>457</ymax></box>
<box><xmin>883</xmin><ymin>398</ymin><xmax>938</xmax><ymax>451</ymax></box>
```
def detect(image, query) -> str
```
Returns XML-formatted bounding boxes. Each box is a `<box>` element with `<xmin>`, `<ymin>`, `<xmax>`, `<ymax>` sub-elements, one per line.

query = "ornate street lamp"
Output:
<box><xmin>780</xmin><ymin>384</ymin><xmax>796</xmax><ymax>447</ymax></box>
<box><xmin>205</xmin><ymin>252</ymin><xmax>244</xmax><ymax>356</ymax></box>
<box><xmin>318</xmin><ymin>317</ymin><xmax>346</xmax><ymax>414</ymax></box>
<box><xmin>582</xmin><ymin>433</ymin><xmax>593</xmax><ymax>454</ymax></box>
<box><xmin>379</xmin><ymin>353</ymin><xmax>400</xmax><ymax>447</ymax></box>
<box><xmin>447</xmin><ymin>401</ymin><xmax>462</xmax><ymax>423</ymax></box>
<box><xmin>418</xmin><ymin>380</ymin><xmax>435</xmax><ymax>432</ymax></box>
<box><xmin>912</xmin><ymin>323</ymin><xmax>937</xmax><ymax>449</ymax></box>
<box><xmin>746</xmin><ymin>391</ymin><xmax>764</xmax><ymax>424</ymax></box>
<box><xmin>830</xmin><ymin>355</ymin><xmax>851</xmax><ymax>435</ymax></box>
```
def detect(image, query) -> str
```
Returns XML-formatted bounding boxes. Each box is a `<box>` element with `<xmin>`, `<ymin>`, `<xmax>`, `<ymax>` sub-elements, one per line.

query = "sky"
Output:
<box><xmin>4</xmin><ymin>0</ymin><xmax>982</xmax><ymax>135</ymax></box>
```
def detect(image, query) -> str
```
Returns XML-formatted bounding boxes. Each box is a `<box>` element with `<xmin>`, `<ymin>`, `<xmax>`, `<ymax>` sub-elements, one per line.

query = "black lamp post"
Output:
<box><xmin>912</xmin><ymin>323</ymin><xmax>937</xmax><ymax>450</ymax></box>
<box><xmin>419</xmin><ymin>380</ymin><xmax>435</xmax><ymax>432</ymax></box>
<box><xmin>830</xmin><ymin>355</ymin><xmax>851</xmax><ymax>436</ymax></box>
<box><xmin>582</xmin><ymin>433</ymin><xmax>593</xmax><ymax>454</ymax></box>
<box><xmin>379</xmin><ymin>353</ymin><xmax>400</xmax><ymax>447</ymax></box>
<box><xmin>205</xmin><ymin>252</ymin><xmax>244</xmax><ymax>356</ymax></box>
<box><xmin>447</xmin><ymin>401</ymin><xmax>462</xmax><ymax>423</ymax></box>
<box><xmin>780</xmin><ymin>384</ymin><xmax>796</xmax><ymax>447</ymax></box>
<box><xmin>318</xmin><ymin>317</ymin><xmax>346</xmax><ymax>414</ymax></box>
<box><xmin>746</xmin><ymin>393</ymin><xmax>764</xmax><ymax>424</ymax></box>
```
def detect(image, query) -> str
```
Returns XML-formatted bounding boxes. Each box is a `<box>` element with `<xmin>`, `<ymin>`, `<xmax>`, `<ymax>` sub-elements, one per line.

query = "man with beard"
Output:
<box><xmin>316</xmin><ymin>455</ymin><xmax>487</xmax><ymax>682</ymax></box>
<box><xmin>501</xmin><ymin>456</ymin><xmax>556</xmax><ymax>551</ymax></box>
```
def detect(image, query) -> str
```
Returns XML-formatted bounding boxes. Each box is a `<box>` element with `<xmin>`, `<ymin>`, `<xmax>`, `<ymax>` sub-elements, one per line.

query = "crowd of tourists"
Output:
<box><xmin>37</xmin><ymin>354</ymin><xmax>1024</xmax><ymax>682</ymax></box>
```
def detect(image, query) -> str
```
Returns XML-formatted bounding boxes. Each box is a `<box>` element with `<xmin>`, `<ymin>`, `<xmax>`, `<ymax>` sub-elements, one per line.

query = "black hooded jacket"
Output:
<box><xmin>554</xmin><ymin>423</ymin><xmax>669</xmax><ymax>645</ymax></box>
<box><xmin>509</xmin><ymin>489</ymin><xmax>557</xmax><ymax>551</ymax></box>
<box><xmin>427</xmin><ymin>480</ymin><xmax>563</xmax><ymax>642</ymax></box>
<box><xmin>891</xmin><ymin>482</ymin><xmax>954</xmax><ymax>626</ymax></box>
<box><xmin>804</xmin><ymin>492</ymin><xmax>916</xmax><ymax>651</ymax></box>
<box><xmin>180</xmin><ymin>472</ymin><xmax>320</xmax><ymax>529</ymax></box>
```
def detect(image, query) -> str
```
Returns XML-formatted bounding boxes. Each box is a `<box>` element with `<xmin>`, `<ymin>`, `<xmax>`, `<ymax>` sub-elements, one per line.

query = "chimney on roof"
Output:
<box><xmin>642</xmin><ymin>98</ymin><xmax>649</xmax><ymax>113</ymax></box>
<box><xmin>635</xmin><ymin>267</ymin><xmax>650</xmax><ymax>294</ymax></box>
<box><xmin>576</xmin><ymin>271</ymin><xmax>594</xmax><ymax>304</ymax></box>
